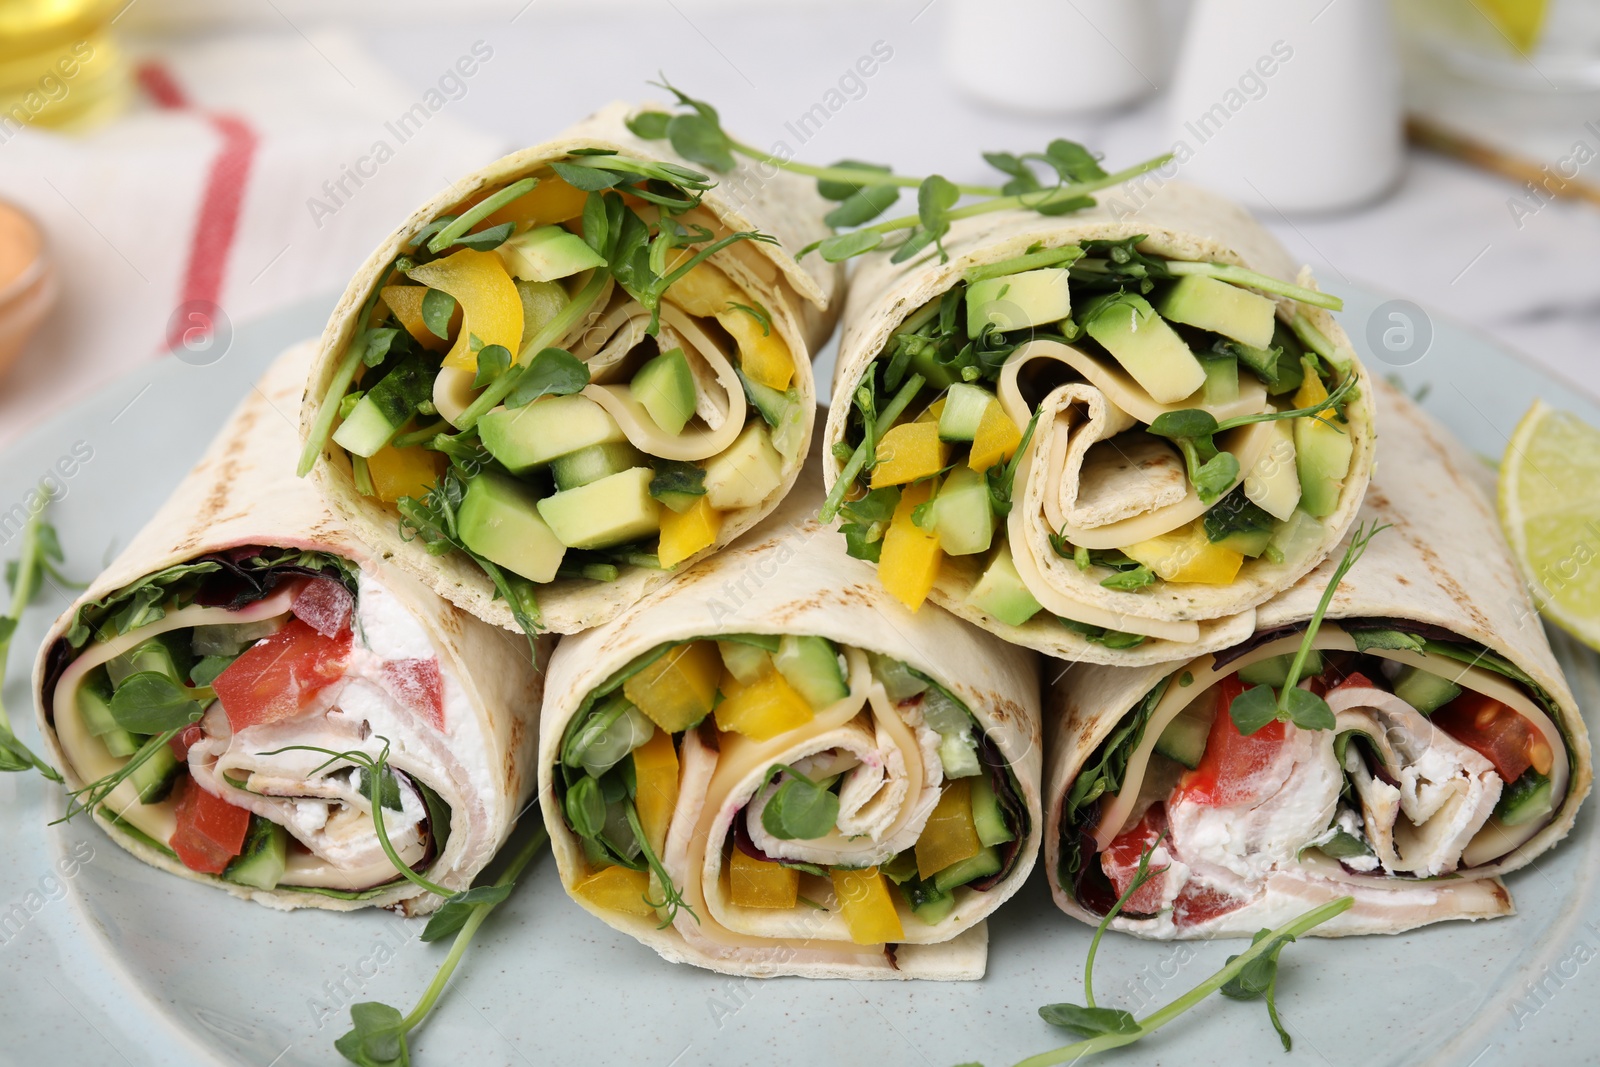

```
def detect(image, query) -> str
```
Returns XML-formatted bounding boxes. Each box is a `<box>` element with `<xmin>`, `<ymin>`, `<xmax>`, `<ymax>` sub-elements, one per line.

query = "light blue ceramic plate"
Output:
<box><xmin>1</xmin><ymin>285</ymin><xmax>1595</xmax><ymax>1067</ymax></box>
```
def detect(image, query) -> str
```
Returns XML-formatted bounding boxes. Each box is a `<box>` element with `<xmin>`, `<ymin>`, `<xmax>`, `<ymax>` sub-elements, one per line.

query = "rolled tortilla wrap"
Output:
<box><xmin>823</xmin><ymin>182</ymin><xmax>1375</xmax><ymax>664</ymax></box>
<box><xmin>35</xmin><ymin>342</ymin><xmax>550</xmax><ymax>913</ymax></box>
<box><xmin>1043</xmin><ymin>379</ymin><xmax>1591</xmax><ymax>937</ymax></box>
<box><xmin>301</xmin><ymin>101</ymin><xmax>841</xmax><ymax>637</ymax></box>
<box><xmin>538</xmin><ymin>436</ymin><xmax>1041</xmax><ymax>978</ymax></box>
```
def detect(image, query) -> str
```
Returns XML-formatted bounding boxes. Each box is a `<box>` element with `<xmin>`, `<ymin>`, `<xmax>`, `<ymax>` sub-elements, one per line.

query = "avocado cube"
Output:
<box><xmin>965</xmin><ymin>542</ymin><xmax>1042</xmax><ymax>627</ymax></box>
<box><xmin>1294</xmin><ymin>414</ymin><xmax>1353</xmax><ymax>518</ymax></box>
<box><xmin>1083</xmin><ymin>294</ymin><xmax>1207</xmax><ymax>405</ymax></box>
<box><xmin>496</xmin><ymin>225</ymin><xmax>606</xmax><ymax>282</ymax></box>
<box><xmin>537</xmin><ymin>467</ymin><xmax>662</xmax><ymax>550</ymax></box>
<box><xmin>479</xmin><ymin>394</ymin><xmax>626</xmax><ymax>475</ymax></box>
<box><xmin>703</xmin><ymin>423</ymin><xmax>783</xmax><ymax>511</ymax></box>
<box><xmin>631</xmin><ymin>348</ymin><xmax>697</xmax><ymax>436</ymax></box>
<box><xmin>1157</xmin><ymin>273</ymin><xmax>1277</xmax><ymax>350</ymax></box>
<box><xmin>965</xmin><ymin>268</ymin><xmax>1072</xmax><ymax>338</ymax></box>
<box><xmin>931</xmin><ymin>466</ymin><xmax>994</xmax><ymax>556</ymax></box>
<box><xmin>458</xmin><ymin>472</ymin><xmax>567</xmax><ymax>583</ymax></box>
<box><xmin>1241</xmin><ymin>420</ymin><xmax>1301</xmax><ymax>522</ymax></box>
<box><xmin>937</xmin><ymin>383</ymin><xmax>993</xmax><ymax>443</ymax></box>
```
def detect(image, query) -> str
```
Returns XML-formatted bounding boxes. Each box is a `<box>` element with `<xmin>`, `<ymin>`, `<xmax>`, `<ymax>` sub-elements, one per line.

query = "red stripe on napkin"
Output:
<box><xmin>136</xmin><ymin>62</ymin><xmax>259</xmax><ymax>349</ymax></box>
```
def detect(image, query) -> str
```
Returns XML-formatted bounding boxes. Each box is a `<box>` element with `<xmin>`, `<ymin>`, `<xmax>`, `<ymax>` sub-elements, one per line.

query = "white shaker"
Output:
<box><xmin>1166</xmin><ymin>0</ymin><xmax>1403</xmax><ymax>213</ymax></box>
<box><xmin>944</xmin><ymin>0</ymin><xmax>1165</xmax><ymax>115</ymax></box>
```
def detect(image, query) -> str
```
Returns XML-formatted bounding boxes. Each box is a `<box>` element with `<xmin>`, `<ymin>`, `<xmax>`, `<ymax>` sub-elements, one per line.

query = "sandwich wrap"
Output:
<box><xmin>823</xmin><ymin>182</ymin><xmax>1375</xmax><ymax>664</ymax></box>
<box><xmin>36</xmin><ymin>343</ymin><xmax>549</xmax><ymax>913</ymax></box>
<box><xmin>301</xmin><ymin>101</ymin><xmax>841</xmax><ymax>637</ymax></box>
<box><xmin>538</xmin><ymin>440</ymin><xmax>1041</xmax><ymax>978</ymax></box>
<box><xmin>1044</xmin><ymin>379</ymin><xmax>1592</xmax><ymax>937</ymax></box>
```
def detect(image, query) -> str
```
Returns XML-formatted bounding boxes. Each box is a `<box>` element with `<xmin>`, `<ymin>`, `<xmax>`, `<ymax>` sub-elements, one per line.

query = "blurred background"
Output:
<box><xmin>2</xmin><ymin>0</ymin><xmax>1597</xmax><ymax>448</ymax></box>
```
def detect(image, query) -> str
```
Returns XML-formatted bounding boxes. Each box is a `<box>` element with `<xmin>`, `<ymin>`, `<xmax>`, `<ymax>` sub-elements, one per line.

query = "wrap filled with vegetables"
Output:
<box><xmin>299</xmin><ymin>101</ymin><xmax>840</xmax><ymax>642</ymax></box>
<box><xmin>1044</xmin><ymin>380</ymin><xmax>1592</xmax><ymax>937</ymax></box>
<box><xmin>35</xmin><ymin>343</ymin><xmax>549</xmax><ymax>913</ymax></box>
<box><xmin>538</xmin><ymin>443</ymin><xmax>1041</xmax><ymax>979</ymax></box>
<box><xmin>821</xmin><ymin>183</ymin><xmax>1374</xmax><ymax>664</ymax></box>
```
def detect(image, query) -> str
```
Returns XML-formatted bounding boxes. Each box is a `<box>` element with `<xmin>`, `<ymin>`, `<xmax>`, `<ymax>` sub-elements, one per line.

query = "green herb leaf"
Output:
<box><xmin>760</xmin><ymin>764</ymin><xmax>840</xmax><ymax>840</ymax></box>
<box><xmin>1100</xmin><ymin>565</ymin><xmax>1155</xmax><ymax>592</ymax></box>
<box><xmin>108</xmin><ymin>672</ymin><xmax>209</xmax><ymax>733</ymax></box>
<box><xmin>420</xmin><ymin>289</ymin><xmax>455</xmax><ymax>341</ymax></box>
<box><xmin>565</xmin><ymin>775</ymin><xmax>607</xmax><ymax>839</ymax></box>
<box><xmin>816</xmin><ymin>159</ymin><xmax>893</xmax><ymax>200</ymax></box>
<box><xmin>335</xmin><ymin>1002</ymin><xmax>407</xmax><ymax>1067</ymax></box>
<box><xmin>549</xmin><ymin>160</ymin><xmax>628</xmax><ymax>191</ymax></box>
<box><xmin>626</xmin><ymin>110</ymin><xmax>672</xmax><ymax>140</ymax></box>
<box><xmin>816</xmin><ymin>229</ymin><xmax>883</xmax><ymax>262</ymax></box>
<box><xmin>450</xmin><ymin>221</ymin><xmax>513</xmax><ymax>252</ymax></box>
<box><xmin>1037</xmin><ymin>1003</ymin><xmax>1141</xmax><ymax>1038</ymax></box>
<box><xmin>421</xmin><ymin>884</ymin><xmax>514</xmax><ymax>942</ymax></box>
<box><xmin>471</xmin><ymin>344</ymin><xmax>512</xmax><ymax>389</ymax></box>
<box><xmin>1282</xmin><ymin>686</ymin><xmax>1335</xmax><ymax>731</ymax></box>
<box><xmin>1348</xmin><ymin>628</ymin><xmax>1426</xmax><ymax>653</ymax></box>
<box><xmin>1222</xmin><ymin>929</ymin><xmax>1296</xmax><ymax>1051</ymax></box>
<box><xmin>189</xmin><ymin>655</ymin><xmax>234</xmax><ymax>689</ymax></box>
<box><xmin>825</xmin><ymin>184</ymin><xmax>901</xmax><ymax>228</ymax></box>
<box><xmin>1229</xmin><ymin>683</ymin><xmax>1280</xmax><ymax>736</ymax></box>
<box><xmin>362</xmin><ymin>328</ymin><xmax>400</xmax><ymax>368</ymax></box>
<box><xmin>1148</xmin><ymin>409</ymin><xmax>1220</xmax><ymax>440</ymax></box>
<box><xmin>649</xmin><ymin>461</ymin><xmax>706</xmax><ymax>502</ymax></box>
<box><xmin>503</xmin><ymin>348</ymin><xmax>590</xmax><ymax>408</ymax></box>
<box><xmin>1193</xmin><ymin>451</ymin><xmax>1241</xmax><ymax>504</ymax></box>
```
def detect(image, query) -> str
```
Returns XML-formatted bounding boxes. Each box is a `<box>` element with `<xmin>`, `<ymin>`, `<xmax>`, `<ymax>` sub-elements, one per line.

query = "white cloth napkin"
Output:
<box><xmin>0</xmin><ymin>28</ymin><xmax>507</xmax><ymax>448</ymax></box>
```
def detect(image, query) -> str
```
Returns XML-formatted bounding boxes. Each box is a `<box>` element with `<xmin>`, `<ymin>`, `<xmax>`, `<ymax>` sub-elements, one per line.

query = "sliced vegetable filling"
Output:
<box><xmin>828</xmin><ymin>240</ymin><xmax>1361</xmax><ymax>646</ymax></box>
<box><xmin>557</xmin><ymin>634</ymin><xmax>1028</xmax><ymax>947</ymax></box>
<box><xmin>304</xmin><ymin>162</ymin><xmax>811</xmax><ymax>641</ymax></box>
<box><xmin>1059</xmin><ymin>621</ymin><xmax>1572</xmax><ymax>935</ymax></box>
<box><xmin>44</xmin><ymin>548</ymin><xmax>464</xmax><ymax>895</ymax></box>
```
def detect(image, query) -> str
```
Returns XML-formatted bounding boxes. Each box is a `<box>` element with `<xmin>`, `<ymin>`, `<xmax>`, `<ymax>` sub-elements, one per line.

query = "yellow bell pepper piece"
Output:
<box><xmin>871</xmin><ymin>422</ymin><xmax>950</xmax><ymax>489</ymax></box>
<box><xmin>379</xmin><ymin>285</ymin><xmax>456</xmax><ymax>353</ymax></box>
<box><xmin>1124</xmin><ymin>519</ymin><xmax>1244</xmax><ymax>584</ymax></box>
<box><xmin>657</xmin><ymin>495</ymin><xmax>723</xmax><ymax>569</ymax></box>
<box><xmin>878</xmin><ymin>480</ymin><xmax>943</xmax><ymax>611</ymax></box>
<box><xmin>729</xmin><ymin>849</ymin><xmax>800</xmax><ymax>909</ymax></box>
<box><xmin>572</xmin><ymin>865</ymin><xmax>657</xmax><ymax>918</ymax></box>
<box><xmin>623</xmin><ymin>641</ymin><xmax>722</xmax><ymax>733</ymax></box>
<box><xmin>914</xmin><ymin>397</ymin><xmax>947</xmax><ymax>424</ymax></box>
<box><xmin>632</xmin><ymin>728</ymin><xmax>680</xmax><ymax>857</ymax></box>
<box><xmin>968</xmin><ymin>400</ymin><xmax>1023</xmax><ymax>473</ymax></box>
<box><xmin>713</xmin><ymin>668</ymin><xmax>813</xmax><ymax>741</ymax></box>
<box><xmin>831</xmin><ymin>867</ymin><xmax>904</xmax><ymax>945</ymax></box>
<box><xmin>664</xmin><ymin>260</ymin><xmax>742</xmax><ymax>316</ymax></box>
<box><xmin>405</xmin><ymin>249</ymin><xmax>523</xmax><ymax>373</ymax></box>
<box><xmin>915</xmin><ymin>779</ymin><xmax>982</xmax><ymax>880</ymax></box>
<box><xmin>483</xmin><ymin>174</ymin><xmax>588</xmax><ymax>228</ymax></box>
<box><xmin>367</xmin><ymin>445</ymin><xmax>443</xmax><ymax>503</ymax></box>
<box><xmin>1292</xmin><ymin>360</ymin><xmax>1329</xmax><ymax>410</ymax></box>
<box><xmin>717</xmin><ymin>308</ymin><xmax>794</xmax><ymax>391</ymax></box>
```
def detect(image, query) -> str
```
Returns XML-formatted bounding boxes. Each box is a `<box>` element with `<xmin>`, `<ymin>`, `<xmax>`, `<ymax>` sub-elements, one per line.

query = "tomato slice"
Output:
<box><xmin>381</xmin><ymin>658</ymin><xmax>444</xmax><ymax>730</ymax></box>
<box><xmin>1175</xmin><ymin>674</ymin><xmax>1287</xmax><ymax>807</ymax></box>
<box><xmin>1101</xmin><ymin>805</ymin><xmax>1169</xmax><ymax>916</ymax></box>
<box><xmin>1173</xmin><ymin>882</ymin><xmax>1244</xmax><ymax>927</ymax></box>
<box><xmin>169</xmin><ymin>776</ymin><xmax>252</xmax><ymax>874</ymax></box>
<box><xmin>213</xmin><ymin>617</ymin><xmax>352</xmax><ymax>731</ymax></box>
<box><xmin>168</xmin><ymin>723</ymin><xmax>206</xmax><ymax>760</ymax></box>
<box><xmin>1432</xmin><ymin>690</ymin><xmax>1536</xmax><ymax>782</ymax></box>
<box><xmin>1330</xmin><ymin>671</ymin><xmax>1378</xmax><ymax>692</ymax></box>
<box><xmin>291</xmin><ymin>577</ymin><xmax>354</xmax><ymax>637</ymax></box>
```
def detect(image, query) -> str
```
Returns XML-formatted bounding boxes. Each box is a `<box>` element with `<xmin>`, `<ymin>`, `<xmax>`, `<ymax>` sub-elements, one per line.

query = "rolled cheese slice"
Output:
<box><xmin>34</xmin><ymin>343</ymin><xmax>549</xmax><ymax>913</ymax></box>
<box><xmin>302</xmin><ymin>101</ymin><xmax>841</xmax><ymax>636</ymax></box>
<box><xmin>539</xmin><ymin>438</ymin><xmax>1041</xmax><ymax>978</ymax></box>
<box><xmin>823</xmin><ymin>181</ymin><xmax>1375</xmax><ymax>665</ymax></box>
<box><xmin>1043</xmin><ymin>379</ymin><xmax>1592</xmax><ymax>937</ymax></box>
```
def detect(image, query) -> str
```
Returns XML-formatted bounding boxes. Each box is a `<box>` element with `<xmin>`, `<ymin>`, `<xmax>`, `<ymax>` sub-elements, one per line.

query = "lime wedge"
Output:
<box><xmin>1499</xmin><ymin>399</ymin><xmax>1600</xmax><ymax>651</ymax></box>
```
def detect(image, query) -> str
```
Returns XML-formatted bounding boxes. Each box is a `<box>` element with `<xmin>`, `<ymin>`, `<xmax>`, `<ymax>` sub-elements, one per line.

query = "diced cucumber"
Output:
<box><xmin>770</xmin><ymin>394</ymin><xmax>809</xmax><ymax>465</ymax></box>
<box><xmin>77</xmin><ymin>669</ymin><xmax>140</xmax><ymax>758</ymax></box>
<box><xmin>479</xmin><ymin>394</ymin><xmax>626</xmax><ymax>476</ymax></box>
<box><xmin>931</xmin><ymin>466</ymin><xmax>994</xmax><ymax>557</ymax></box>
<box><xmin>970</xmin><ymin>774</ymin><xmax>1014</xmax><ymax>847</ymax></box>
<box><xmin>130</xmin><ymin>745</ymin><xmax>180</xmax><ymax>804</ymax></box>
<box><xmin>908</xmin><ymin>884</ymin><xmax>956</xmax><ymax>925</ymax></box>
<box><xmin>192</xmin><ymin>619</ymin><xmax>280</xmax><ymax>657</ymax></box>
<box><xmin>703</xmin><ymin>423</ymin><xmax>783</xmax><ymax>511</ymax></box>
<box><xmin>107</xmin><ymin>637</ymin><xmax>184</xmax><ymax>688</ymax></box>
<box><xmin>938</xmin><ymin>731</ymin><xmax>982</xmax><ymax>779</ymax></box>
<box><xmin>537</xmin><ymin>467</ymin><xmax>662</xmax><ymax>551</ymax></box>
<box><xmin>1198</xmin><ymin>353</ymin><xmax>1240</xmax><ymax>406</ymax></box>
<box><xmin>224</xmin><ymin>816</ymin><xmax>289</xmax><ymax>890</ymax></box>
<box><xmin>497</xmin><ymin>225</ymin><xmax>606</xmax><ymax>282</ymax></box>
<box><xmin>932</xmin><ymin>845</ymin><xmax>1002</xmax><ymax>893</ymax></box>
<box><xmin>458</xmin><ymin>472</ymin><xmax>567</xmax><ymax>583</ymax></box>
<box><xmin>631</xmin><ymin>348</ymin><xmax>697</xmax><ymax>436</ymax></box>
<box><xmin>1237</xmin><ymin>651</ymin><xmax>1322</xmax><ymax>688</ymax></box>
<box><xmin>1265</xmin><ymin>509</ymin><xmax>1323</xmax><ymax>567</ymax></box>
<box><xmin>773</xmin><ymin>635</ymin><xmax>849</xmax><ymax>709</ymax></box>
<box><xmin>717</xmin><ymin>640</ymin><xmax>772</xmax><ymax>685</ymax></box>
<box><xmin>332</xmin><ymin>355</ymin><xmax>434</xmax><ymax>459</ymax></box>
<box><xmin>919</xmin><ymin>686</ymin><xmax>971</xmax><ymax>736</ymax></box>
<box><xmin>937</xmin><ymin>383</ymin><xmax>993</xmax><ymax>442</ymax></box>
<box><xmin>737</xmin><ymin>367</ymin><xmax>789</xmax><ymax>427</ymax></box>
<box><xmin>965</xmin><ymin>541</ymin><xmax>1042</xmax><ymax>627</ymax></box>
<box><xmin>1392</xmin><ymin>666</ymin><xmax>1461</xmax><ymax>715</ymax></box>
<box><xmin>1496</xmin><ymin>770</ymin><xmax>1554</xmax><ymax>827</ymax></box>
<box><xmin>1213</xmin><ymin>527</ymin><xmax>1273</xmax><ymax>558</ymax></box>
<box><xmin>551</xmin><ymin>441</ymin><xmax>646</xmax><ymax>491</ymax></box>
<box><xmin>1155</xmin><ymin>708</ymin><xmax>1210</xmax><ymax>770</ymax></box>
<box><xmin>868</xmin><ymin>654</ymin><xmax>928</xmax><ymax>702</ymax></box>
<box><xmin>881</xmin><ymin>849</ymin><xmax>919</xmax><ymax>884</ymax></box>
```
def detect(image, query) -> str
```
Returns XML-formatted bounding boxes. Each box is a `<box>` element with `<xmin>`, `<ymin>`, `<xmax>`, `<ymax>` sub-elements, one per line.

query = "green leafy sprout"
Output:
<box><xmin>0</xmin><ymin>492</ymin><xmax>68</xmax><ymax>781</ymax></box>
